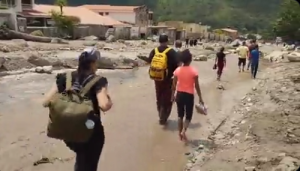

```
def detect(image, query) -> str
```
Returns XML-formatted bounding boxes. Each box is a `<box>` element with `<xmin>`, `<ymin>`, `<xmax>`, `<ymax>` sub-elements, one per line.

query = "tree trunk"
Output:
<box><xmin>8</xmin><ymin>29</ymin><xmax>53</xmax><ymax>42</ymax></box>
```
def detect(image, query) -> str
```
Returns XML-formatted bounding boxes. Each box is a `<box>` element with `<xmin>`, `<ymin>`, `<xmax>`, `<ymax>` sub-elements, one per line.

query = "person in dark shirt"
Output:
<box><xmin>215</xmin><ymin>47</ymin><xmax>226</xmax><ymax>81</ymax></box>
<box><xmin>43</xmin><ymin>47</ymin><xmax>112</xmax><ymax>171</ymax></box>
<box><xmin>148</xmin><ymin>34</ymin><xmax>178</xmax><ymax>125</ymax></box>
<box><xmin>250</xmin><ymin>45</ymin><xmax>260</xmax><ymax>79</ymax></box>
<box><xmin>247</xmin><ymin>39</ymin><xmax>257</xmax><ymax>70</ymax></box>
<box><xmin>185</xmin><ymin>38</ymin><xmax>189</xmax><ymax>48</ymax></box>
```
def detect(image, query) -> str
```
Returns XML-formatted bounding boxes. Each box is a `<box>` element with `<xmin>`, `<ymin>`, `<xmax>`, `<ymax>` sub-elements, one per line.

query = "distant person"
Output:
<box><xmin>250</xmin><ymin>44</ymin><xmax>260</xmax><ymax>79</ymax></box>
<box><xmin>175</xmin><ymin>40</ymin><xmax>182</xmax><ymax>52</ymax></box>
<box><xmin>247</xmin><ymin>39</ymin><xmax>257</xmax><ymax>70</ymax></box>
<box><xmin>185</xmin><ymin>38</ymin><xmax>189</xmax><ymax>48</ymax></box>
<box><xmin>193</xmin><ymin>39</ymin><xmax>197</xmax><ymax>46</ymax></box>
<box><xmin>236</xmin><ymin>42</ymin><xmax>249</xmax><ymax>72</ymax></box>
<box><xmin>214</xmin><ymin>47</ymin><xmax>226</xmax><ymax>81</ymax></box>
<box><xmin>42</xmin><ymin>47</ymin><xmax>112</xmax><ymax>171</ymax></box>
<box><xmin>189</xmin><ymin>39</ymin><xmax>194</xmax><ymax>47</ymax></box>
<box><xmin>148</xmin><ymin>34</ymin><xmax>178</xmax><ymax>125</ymax></box>
<box><xmin>172</xmin><ymin>49</ymin><xmax>204</xmax><ymax>141</ymax></box>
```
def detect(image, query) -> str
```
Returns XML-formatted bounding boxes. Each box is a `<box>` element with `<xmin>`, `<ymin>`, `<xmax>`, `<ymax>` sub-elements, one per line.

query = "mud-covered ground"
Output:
<box><xmin>187</xmin><ymin>62</ymin><xmax>300</xmax><ymax>171</ymax></box>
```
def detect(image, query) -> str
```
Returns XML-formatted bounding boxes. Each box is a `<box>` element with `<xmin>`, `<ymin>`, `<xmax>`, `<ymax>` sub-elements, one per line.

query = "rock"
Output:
<box><xmin>12</xmin><ymin>39</ymin><xmax>28</xmax><ymax>47</ymax></box>
<box><xmin>204</xmin><ymin>46</ymin><xmax>214</xmax><ymax>51</ymax></box>
<box><xmin>217</xmin><ymin>84</ymin><xmax>224</xmax><ymax>90</ymax></box>
<box><xmin>194</xmin><ymin>55</ymin><xmax>208</xmax><ymax>61</ymax></box>
<box><xmin>117</xmin><ymin>39</ymin><xmax>125</xmax><ymax>43</ymax></box>
<box><xmin>42</xmin><ymin>66</ymin><xmax>53</xmax><ymax>73</ymax></box>
<box><xmin>51</xmin><ymin>38</ymin><xmax>68</xmax><ymax>44</ymax></box>
<box><xmin>30</xmin><ymin>30</ymin><xmax>44</xmax><ymax>37</ymax></box>
<box><xmin>287</xmin><ymin>52</ymin><xmax>300</xmax><ymax>62</ymax></box>
<box><xmin>141</xmin><ymin>41</ymin><xmax>147</xmax><ymax>45</ymax></box>
<box><xmin>82</xmin><ymin>35</ymin><xmax>98</xmax><ymax>41</ymax></box>
<box><xmin>244</xmin><ymin>166</ymin><xmax>256</xmax><ymax>171</ymax></box>
<box><xmin>264</xmin><ymin>51</ymin><xmax>288</xmax><ymax>62</ymax></box>
<box><xmin>35</xmin><ymin>66</ymin><xmax>52</xmax><ymax>74</ymax></box>
<box><xmin>0</xmin><ymin>45</ymin><xmax>10</xmax><ymax>52</ymax></box>
<box><xmin>83</xmin><ymin>41</ymin><xmax>97</xmax><ymax>46</ymax></box>
<box><xmin>27</xmin><ymin>53</ymin><xmax>51</xmax><ymax>66</ymax></box>
<box><xmin>106</xmin><ymin>35</ymin><xmax>115</xmax><ymax>43</ymax></box>
<box><xmin>103</xmin><ymin>46</ymin><xmax>113</xmax><ymax>51</ymax></box>
<box><xmin>272</xmin><ymin>156</ymin><xmax>300</xmax><ymax>171</ymax></box>
<box><xmin>0</xmin><ymin>57</ymin><xmax>6</xmax><ymax>69</ymax></box>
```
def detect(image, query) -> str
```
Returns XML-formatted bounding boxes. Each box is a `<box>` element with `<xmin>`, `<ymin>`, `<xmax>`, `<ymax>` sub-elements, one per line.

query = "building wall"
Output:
<box><xmin>105</xmin><ymin>12</ymin><xmax>136</xmax><ymax>24</ymax></box>
<box><xmin>134</xmin><ymin>6</ymin><xmax>149</xmax><ymax>26</ymax></box>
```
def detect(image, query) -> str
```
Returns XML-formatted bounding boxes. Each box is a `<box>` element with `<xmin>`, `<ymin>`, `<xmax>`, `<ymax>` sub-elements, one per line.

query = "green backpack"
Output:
<box><xmin>46</xmin><ymin>72</ymin><xmax>101</xmax><ymax>143</ymax></box>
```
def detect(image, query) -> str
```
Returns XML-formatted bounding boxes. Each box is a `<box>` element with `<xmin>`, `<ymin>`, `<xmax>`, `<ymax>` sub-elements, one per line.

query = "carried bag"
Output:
<box><xmin>149</xmin><ymin>47</ymin><xmax>171</xmax><ymax>81</ymax></box>
<box><xmin>213</xmin><ymin>64</ymin><xmax>217</xmax><ymax>70</ymax></box>
<box><xmin>46</xmin><ymin>72</ymin><xmax>101</xmax><ymax>143</ymax></box>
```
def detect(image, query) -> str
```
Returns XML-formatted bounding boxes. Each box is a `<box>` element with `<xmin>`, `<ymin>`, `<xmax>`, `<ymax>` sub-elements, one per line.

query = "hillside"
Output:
<box><xmin>35</xmin><ymin>0</ymin><xmax>282</xmax><ymax>32</ymax></box>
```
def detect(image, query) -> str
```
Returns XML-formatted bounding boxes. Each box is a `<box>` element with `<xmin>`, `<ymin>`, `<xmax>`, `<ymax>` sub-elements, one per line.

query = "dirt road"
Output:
<box><xmin>0</xmin><ymin>54</ymin><xmax>259</xmax><ymax>171</ymax></box>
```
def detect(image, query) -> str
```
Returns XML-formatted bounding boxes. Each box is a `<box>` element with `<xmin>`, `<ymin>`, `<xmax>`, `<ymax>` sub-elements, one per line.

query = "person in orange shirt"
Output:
<box><xmin>171</xmin><ymin>49</ymin><xmax>205</xmax><ymax>141</ymax></box>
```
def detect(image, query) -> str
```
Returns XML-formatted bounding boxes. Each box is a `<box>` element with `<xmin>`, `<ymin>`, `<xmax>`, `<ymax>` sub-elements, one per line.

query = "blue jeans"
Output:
<box><xmin>251</xmin><ymin>62</ymin><xmax>259</xmax><ymax>79</ymax></box>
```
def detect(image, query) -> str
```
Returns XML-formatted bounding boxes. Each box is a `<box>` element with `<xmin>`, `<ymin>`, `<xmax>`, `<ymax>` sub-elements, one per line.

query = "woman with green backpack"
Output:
<box><xmin>43</xmin><ymin>47</ymin><xmax>113</xmax><ymax>171</ymax></box>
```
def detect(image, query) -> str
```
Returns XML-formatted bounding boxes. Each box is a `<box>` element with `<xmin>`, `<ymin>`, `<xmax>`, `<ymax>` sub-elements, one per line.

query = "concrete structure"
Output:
<box><xmin>220</xmin><ymin>28</ymin><xmax>238</xmax><ymax>39</ymax></box>
<box><xmin>0</xmin><ymin>0</ymin><xmax>35</xmax><ymax>30</ymax></box>
<box><xmin>81</xmin><ymin>5</ymin><xmax>152</xmax><ymax>27</ymax></box>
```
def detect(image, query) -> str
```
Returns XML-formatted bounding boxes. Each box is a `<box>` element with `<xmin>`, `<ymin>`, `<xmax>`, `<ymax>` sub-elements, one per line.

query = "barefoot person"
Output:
<box><xmin>148</xmin><ymin>34</ymin><xmax>178</xmax><ymax>125</ymax></box>
<box><xmin>214</xmin><ymin>47</ymin><xmax>226</xmax><ymax>81</ymax></box>
<box><xmin>172</xmin><ymin>49</ymin><xmax>204</xmax><ymax>141</ymax></box>
<box><xmin>43</xmin><ymin>47</ymin><xmax>112</xmax><ymax>171</ymax></box>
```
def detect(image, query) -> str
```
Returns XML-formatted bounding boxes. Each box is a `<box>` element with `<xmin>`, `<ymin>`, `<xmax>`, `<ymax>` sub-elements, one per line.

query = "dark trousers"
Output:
<box><xmin>66</xmin><ymin>122</ymin><xmax>105</xmax><ymax>171</ymax></box>
<box><xmin>154</xmin><ymin>79</ymin><xmax>173</xmax><ymax>123</ymax></box>
<box><xmin>176</xmin><ymin>92</ymin><xmax>194</xmax><ymax>121</ymax></box>
<box><xmin>251</xmin><ymin>62</ymin><xmax>259</xmax><ymax>79</ymax></box>
<box><xmin>217</xmin><ymin>62</ymin><xmax>224</xmax><ymax>76</ymax></box>
<box><xmin>247</xmin><ymin>58</ymin><xmax>252</xmax><ymax>70</ymax></box>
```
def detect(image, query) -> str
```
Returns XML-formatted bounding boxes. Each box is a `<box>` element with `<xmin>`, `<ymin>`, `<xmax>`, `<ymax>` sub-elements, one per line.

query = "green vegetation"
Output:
<box><xmin>273</xmin><ymin>0</ymin><xmax>300</xmax><ymax>41</ymax></box>
<box><xmin>50</xmin><ymin>0</ymin><xmax>79</xmax><ymax>37</ymax></box>
<box><xmin>36</xmin><ymin>0</ymin><xmax>300</xmax><ymax>41</ymax></box>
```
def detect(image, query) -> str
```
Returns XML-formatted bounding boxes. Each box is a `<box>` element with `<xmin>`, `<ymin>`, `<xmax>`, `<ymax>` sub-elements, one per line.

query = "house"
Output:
<box><xmin>80</xmin><ymin>5</ymin><xmax>152</xmax><ymax>27</ymax></box>
<box><xmin>0</xmin><ymin>0</ymin><xmax>35</xmax><ymax>30</ymax></box>
<box><xmin>220</xmin><ymin>28</ymin><xmax>238</xmax><ymax>39</ymax></box>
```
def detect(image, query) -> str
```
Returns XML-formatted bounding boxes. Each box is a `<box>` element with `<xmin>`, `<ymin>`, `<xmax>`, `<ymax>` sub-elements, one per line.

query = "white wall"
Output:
<box><xmin>106</xmin><ymin>12</ymin><xmax>136</xmax><ymax>25</ymax></box>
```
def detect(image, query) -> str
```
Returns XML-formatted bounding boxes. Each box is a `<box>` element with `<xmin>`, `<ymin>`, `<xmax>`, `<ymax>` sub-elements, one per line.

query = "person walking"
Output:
<box><xmin>171</xmin><ymin>49</ymin><xmax>204</xmax><ymax>141</ymax></box>
<box><xmin>236</xmin><ymin>42</ymin><xmax>249</xmax><ymax>72</ymax></box>
<box><xmin>175</xmin><ymin>40</ymin><xmax>182</xmax><ymax>52</ymax></box>
<box><xmin>250</xmin><ymin>44</ymin><xmax>260</xmax><ymax>79</ymax></box>
<box><xmin>148</xmin><ymin>34</ymin><xmax>178</xmax><ymax>125</ymax></box>
<box><xmin>247</xmin><ymin>39</ymin><xmax>257</xmax><ymax>70</ymax></box>
<box><xmin>42</xmin><ymin>47</ymin><xmax>113</xmax><ymax>171</ymax></box>
<box><xmin>185</xmin><ymin>38</ymin><xmax>189</xmax><ymax>48</ymax></box>
<box><xmin>214</xmin><ymin>47</ymin><xmax>226</xmax><ymax>81</ymax></box>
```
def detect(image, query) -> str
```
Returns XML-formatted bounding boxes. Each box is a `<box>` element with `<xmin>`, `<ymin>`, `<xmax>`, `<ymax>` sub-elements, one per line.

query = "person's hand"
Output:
<box><xmin>171</xmin><ymin>92</ymin><xmax>176</xmax><ymax>102</ymax></box>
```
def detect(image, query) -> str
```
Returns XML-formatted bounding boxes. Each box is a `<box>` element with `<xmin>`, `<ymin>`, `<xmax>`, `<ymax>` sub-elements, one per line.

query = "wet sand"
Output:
<box><xmin>0</xmin><ymin>54</ymin><xmax>257</xmax><ymax>171</ymax></box>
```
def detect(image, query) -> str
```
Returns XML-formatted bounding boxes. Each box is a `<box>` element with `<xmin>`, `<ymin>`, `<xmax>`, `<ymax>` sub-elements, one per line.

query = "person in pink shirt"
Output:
<box><xmin>171</xmin><ymin>49</ymin><xmax>205</xmax><ymax>141</ymax></box>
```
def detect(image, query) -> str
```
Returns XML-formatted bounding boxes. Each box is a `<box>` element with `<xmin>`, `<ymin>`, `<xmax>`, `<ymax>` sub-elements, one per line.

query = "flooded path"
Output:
<box><xmin>0</xmin><ymin>55</ymin><xmax>257</xmax><ymax>171</ymax></box>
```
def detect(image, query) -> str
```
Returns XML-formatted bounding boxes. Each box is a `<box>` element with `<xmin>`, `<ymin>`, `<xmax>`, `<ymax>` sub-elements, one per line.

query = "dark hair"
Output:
<box><xmin>254</xmin><ymin>44</ymin><xmax>259</xmax><ymax>49</ymax></box>
<box><xmin>77</xmin><ymin>50</ymin><xmax>98</xmax><ymax>83</ymax></box>
<box><xmin>220</xmin><ymin>47</ymin><xmax>225</xmax><ymax>52</ymax></box>
<box><xmin>159</xmin><ymin>34</ymin><xmax>168</xmax><ymax>43</ymax></box>
<box><xmin>242</xmin><ymin>41</ymin><xmax>246</xmax><ymax>45</ymax></box>
<box><xmin>180</xmin><ymin>49</ymin><xmax>192</xmax><ymax>66</ymax></box>
<box><xmin>175</xmin><ymin>40</ymin><xmax>182</xmax><ymax>48</ymax></box>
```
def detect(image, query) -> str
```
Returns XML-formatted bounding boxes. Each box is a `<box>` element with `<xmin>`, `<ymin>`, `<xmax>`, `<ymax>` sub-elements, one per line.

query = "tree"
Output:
<box><xmin>273</xmin><ymin>0</ymin><xmax>300</xmax><ymax>41</ymax></box>
<box><xmin>55</xmin><ymin>0</ymin><xmax>67</xmax><ymax>15</ymax></box>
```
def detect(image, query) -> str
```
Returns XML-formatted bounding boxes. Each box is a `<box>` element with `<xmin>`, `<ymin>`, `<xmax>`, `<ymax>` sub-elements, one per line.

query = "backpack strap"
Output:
<box><xmin>154</xmin><ymin>47</ymin><xmax>159</xmax><ymax>54</ymax></box>
<box><xmin>162</xmin><ymin>47</ymin><xmax>172</xmax><ymax>54</ymax></box>
<box><xmin>65</xmin><ymin>71</ymin><xmax>72</xmax><ymax>91</ymax></box>
<box><xmin>79</xmin><ymin>76</ymin><xmax>102</xmax><ymax>96</ymax></box>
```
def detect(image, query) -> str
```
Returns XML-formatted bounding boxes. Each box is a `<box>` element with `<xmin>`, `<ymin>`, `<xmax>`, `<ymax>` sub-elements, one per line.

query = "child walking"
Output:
<box><xmin>172</xmin><ymin>49</ymin><xmax>205</xmax><ymax>141</ymax></box>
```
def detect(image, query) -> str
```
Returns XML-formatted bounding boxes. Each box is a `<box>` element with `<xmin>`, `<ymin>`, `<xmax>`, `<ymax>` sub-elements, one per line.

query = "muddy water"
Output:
<box><xmin>0</xmin><ymin>54</ymin><xmax>253</xmax><ymax>171</ymax></box>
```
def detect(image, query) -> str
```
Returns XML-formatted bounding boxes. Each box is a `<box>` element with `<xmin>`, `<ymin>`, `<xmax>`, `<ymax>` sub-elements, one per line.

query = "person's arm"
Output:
<box><xmin>224</xmin><ymin>55</ymin><xmax>226</xmax><ymax>66</ymax></box>
<box><xmin>42</xmin><ymin>83</ymin><xmax>58</xmax><ymax>107</ymax></box>
<box><xmin>171</xmin><ymin>75</ymin><xmax>178</xmax><ymax>101</ymax></box>
<box><xmin>194</xmin><ymin>75</ymin><xmax>204</xmax><ymax>104</ymax></box>
<box><xmin>215</xmin><ymin>54</ymin><xmax>218</xmax><ymax>64</ymax></box>
<box><xmin>147</xmin><ymin>49</ymin><xmax>155</xmax><ymax>63</ymax></box>
<box><xmin>95</xmin><ymin>78</ymin><xmax>112</xmax><ymax>112</ymax></box>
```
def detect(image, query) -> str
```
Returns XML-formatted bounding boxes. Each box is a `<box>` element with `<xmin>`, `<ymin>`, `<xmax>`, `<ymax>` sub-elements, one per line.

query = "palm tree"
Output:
<box><xmin>55</xmin><ymin>0</ymin><xmax>67</xmax><ymax>15</ymax></box>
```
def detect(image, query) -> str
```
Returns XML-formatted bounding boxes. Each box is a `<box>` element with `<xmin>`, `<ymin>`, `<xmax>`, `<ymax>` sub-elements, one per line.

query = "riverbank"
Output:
<box><xmin>187</xmin><ymin>61</ymin><xmax>300</xmax><ymax>170</ymax></box>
